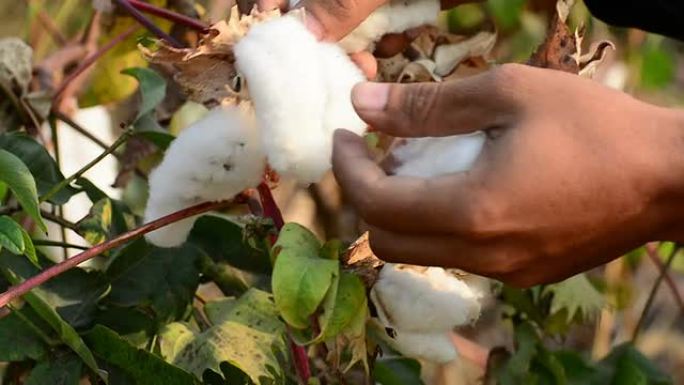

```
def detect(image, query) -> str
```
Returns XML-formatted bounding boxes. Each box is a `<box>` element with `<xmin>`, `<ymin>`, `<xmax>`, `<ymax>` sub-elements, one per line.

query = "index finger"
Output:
<box><xmin>332</xmin><ymin>129</ymin><xmax>478</xmax><ymax>234</ymax></box>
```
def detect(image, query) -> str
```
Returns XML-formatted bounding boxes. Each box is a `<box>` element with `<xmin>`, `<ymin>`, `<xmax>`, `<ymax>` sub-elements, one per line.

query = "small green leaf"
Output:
<box><xmin>76</xmin><ymin>198</ymin><xmax>113</xmax><ymax>245</ymax></box>
<box><xmin>0</xmin><ymin>149</ymin><xmax>46</xmax><ymax>232</ymax></box>
<box><xmin>85</xmin><ymin>325</ymin><xmax>198</xmax><ymax>385</ymax></box>
<box><xmin>595</xmin><ymin>343</ymin><xmax>672</xmax><ymax>385</ymax></box>
<box><xmin>0</xmin><ymin>132</ymin><xmax>78</xmax><ymax>204</ymax></box>
<box><xmin>121</xmin><ymin>67</ymin><xmax>167</xmax><ymax>120</ymax></box>
<box><xmin>21</xmin><ymin>227</ymin><xmax>38</xmax><ymax>267</ymax></box>
<box><xmin>271</xmin><ymin>223</ymin><xmax>338</xmax><ymax>329</ymax></box>
<box><xmin>25</xmin><ymin>353</ymin><xmax>82</xmax><ymax>385</ymax></box>
<box><xmin>543</xmin><ymin>274</ymin><xmax>604</xmax><ymax>322</ymax></box>
<box><xmin>315</xmin><ymin>272</ymin><xmax>366</xmax><ymax>342</ymax></box>
<box><xmin>0</xmin><ymin>215</ymin><xmax>25</xmax><ymax>254</ymax></box>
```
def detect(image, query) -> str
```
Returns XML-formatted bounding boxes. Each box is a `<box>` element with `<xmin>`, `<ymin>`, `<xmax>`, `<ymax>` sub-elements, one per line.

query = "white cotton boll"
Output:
<box><xmin>370</xmin><ymin>264</ymin><xmax>481</xmax><ymax>332</ymax></box>
<box><xmin>235</xmin><ymin>15</ymin><xmax>365</xmax><ymax>183</ymax></box>
<box><xmin>317</xmin><ymin>44</ymin><xmax>367</xmax><ymax>136</ymax></box>
<box><xmin>144</xmin><ymin>107</ymin><xmax>265</xmax><ymax>247</ymax></box>
<box><xmin>392</xmin><ymin>133</ymin><xmax>486</xmax><ymax>178</ymax></box>
<box><xmin>339</xmin><ymin>0</ymin><xmax>440</xmax><ymax>53</ymax></box>
<box><xmin>389</xmin><ymin>330</ymin><xmax>458</xmax><ymax>363</ymax></box>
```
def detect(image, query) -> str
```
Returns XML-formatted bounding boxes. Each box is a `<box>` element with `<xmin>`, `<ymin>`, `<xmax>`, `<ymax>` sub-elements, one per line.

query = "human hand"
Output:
<box><xmin>333</xmin><ymin>63</ymin><xmax>684</xmax><ymax>287</ymax></box>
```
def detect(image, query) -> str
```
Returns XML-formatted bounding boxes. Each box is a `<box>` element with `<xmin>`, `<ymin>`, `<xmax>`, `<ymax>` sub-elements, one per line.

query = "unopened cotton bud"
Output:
<box><xmin>144</xmin><ymin>107</ymin><xmax>265</xmax><ymax>247</ymax></box>
<box><xmin>371</xmin><ymin>264</ymin><xmax>482</xmax><ymax>333</ymax></box>
<box><xmin>235</xmin><ymin>14</ymin><xmax>365</xmax><ymax>183</ymax></box>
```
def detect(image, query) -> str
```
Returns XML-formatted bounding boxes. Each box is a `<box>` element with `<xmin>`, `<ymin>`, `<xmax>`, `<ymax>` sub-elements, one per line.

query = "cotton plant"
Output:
<box><xmin>141</xmin><ymin>0</ymin><xmax>611</xmax><ymax>366</ymax></box>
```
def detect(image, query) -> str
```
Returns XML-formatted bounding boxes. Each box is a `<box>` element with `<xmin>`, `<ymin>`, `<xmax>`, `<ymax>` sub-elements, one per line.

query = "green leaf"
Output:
<box><xmin>85</xmin><ymin>325</ymin><xmax>198</xmax><ymax>385</ymax></box>
<box><xmin>76</xmin><ymin>198</ymin><xmax>113</xmax><ymax>245</ymax></box>
<box><xmin>543</xmin><ymin>274</ymin><xmax>604</xmax><ymax>322</ymax></box>
<box><xmin>0</xmin><ymin>252</ymin><xmax>110</xmax><ymax>330</ymax></box>
<box><xmin>486</xmin><ymin>0</ymin><xmax>525</xmax><ymax>31</ymax></box>
<box><xmin>0</xmin><ymin>132</ymin><xmax>78</xmax><ymax>205</ymax></box>
<box><xmin>0</xmin><ymin>309</ymin><xmax>47</xmax><ymax>361</ymax></box>
<box><xmin>0</xmin><ymin>215</ymin><xmax>24</xmax><ymax>254</ymax></box>
<box><xmin>0</xmin><ymin>149</ymin><xmax>46</xmax><ymax>232</ymax></box>
<box><xmin>94</xmin><ymin>305</ymin><xmax>156</xmax><ymax>348</ymax></box>
<box><xmin>25</xmin><ymin>353</ymin><xmax>82</xmax><ymax>385</ymax></box>
<box><xmin>105</xmin><ymin>239</ymin><xmax>202</xmax><ymax>322</ymax></box>
<box><xmin>158</xmin><ymin>322</ymin><xmax>198</xmax><ymax>363</ymax></box>
<box><xmin>640</xmin><ymin>39</ymin><xmax>675</xmax><ymax>90</ymax></box>
<box><xmin>595</xmin><ymin>343</ymin><xmax>672</xmax><ymax>385</ymax></box>
<box><xmin>21</xmin><ymin>228</ymin><xmax>38</xmax><ymax>267</ymax></box>
<box><xmin>374</xmin><ymin>357</ymin><xmax>424</xmax><ymax>385</ymax></box>
<box><xmin>2</xmin><ymin>269</ymin><xmax>105</xmax><ymax>382</ymax></box>
<box><xmin>315</xmin><ymin>271</ymin><xmax>366</xmax><ymax>342</ymax></box>
<box><xmin>271</xmin><ymin>223</ymin><xmax>338</xmax><ymax>329</ymax></box>
<box><xmin>189</xmin><ymin>216</ymin><xmax>271</xmax><ymax>274</ymax></box>
<box><xmin>121</xmin><ymin>67</ymin><xmax>167</xmax><ymax>121</ymax></box>
<box><xmin>498</xmin><ymin>322</ymin><xmax>541</xmax><ymax>385</ymax></box>
<box><xmin>171</xmin><ymin>289</ymin><xmax>288</xmax><ymax>385</ymax></box>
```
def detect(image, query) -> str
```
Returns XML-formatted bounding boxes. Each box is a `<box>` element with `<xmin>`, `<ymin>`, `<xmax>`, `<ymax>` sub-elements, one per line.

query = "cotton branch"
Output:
<box><xmin>0</xmin><ymin>200</ymin><xmax>234</xmax><ymax>309</ymax></box>
<box><xmin>113</xmin><ymin>0</ymin><xmax>183</xmax><ymax>48</ymax></box>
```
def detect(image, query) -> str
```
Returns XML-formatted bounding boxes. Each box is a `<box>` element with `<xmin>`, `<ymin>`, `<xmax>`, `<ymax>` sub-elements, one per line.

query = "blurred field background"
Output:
<box><xmin>0</xmin><ymin>0</ymin><xmax>682</xmax><ymax>384</ymax></box>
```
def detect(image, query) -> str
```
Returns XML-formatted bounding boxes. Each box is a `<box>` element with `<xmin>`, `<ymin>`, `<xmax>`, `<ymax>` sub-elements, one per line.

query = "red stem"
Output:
<box><xmin>256</xmin><ymin>182</ymin><xmax>311</xmax><ymax>383</ymax></box>
<box><xmin>0</xmin><ymin>200</ymin><xmax>232</xmax><ymax>309</ymax></box>
<box><xmin>52</xmin><ymin>25</ymin><xmax>139</xmax><ymax>106</ymax></box>
<box><xmin>258</xmin><ymin>182</ymin><xmax>285</xmax><ymax>231</ymax></box>
<box><xmin>114</xmin><ymin>0</ymin><xmax>183</xmax><ymax>48</ymax></box>
<box><xmin>129</xmin><ymin>0</ymin><xmax>209</xmax><ymax>32</ymax></box>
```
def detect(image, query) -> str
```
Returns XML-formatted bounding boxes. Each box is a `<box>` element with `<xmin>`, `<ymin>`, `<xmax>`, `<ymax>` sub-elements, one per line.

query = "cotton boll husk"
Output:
<box><xmin>389</xmin><ymin>330</ymin><xmax>458</xmax><ymax>363</ymax></box>
<box><xmin>370</xmin><ymin>264</ymin><xmax>482</xmax><ymax>332</ymax></box>
<box><xmin>235</xmin><ymin>15</ymin><xmax>365</xmax><ymax>183</ymax></box>
<box><xmin>339</xmin><ymin>0</ymin><xmax>440</xmax><ymax>53</ymax></box>
<box><xmin>144</xmin><ymin>107</ymin><xmax>265</xmax><ymax>247</ymax></box>
<box><xmin>392</xmin><ymin>133</ymin><xmax>486</xmax><ymax>178</ymax></box>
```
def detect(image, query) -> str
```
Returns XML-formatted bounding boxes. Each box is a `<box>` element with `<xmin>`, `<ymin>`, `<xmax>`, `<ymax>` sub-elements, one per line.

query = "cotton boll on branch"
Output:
<box><xmin>391</xmin><ymin>133</ymin><xmax>486</xmax><ymax>178</ymax></box>
<box><xmin>144</xmin><ymin>107</ymin><xmax>265</xmax><ymax>247</ymax></box>
<box><xmin>370</xmin><ymin>264</ymin><xmax>482</xmax><ymax>333</ymax></box>
<box><xmin>235</xmin><ymin>14</ymin><xmax>365</xmax><ymax>183</ymax></box>
<box><xmin>339</xmin><ymin>0</ymin><xmax>440</xmax><ymax>53</ymax></box>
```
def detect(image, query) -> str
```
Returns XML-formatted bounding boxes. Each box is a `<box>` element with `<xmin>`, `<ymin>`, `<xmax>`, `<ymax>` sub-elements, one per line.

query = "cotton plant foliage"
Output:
<box><xmin>141</xmin><ymin>0</ymin><xmax>613</xmax><ymax>366</ymax></box>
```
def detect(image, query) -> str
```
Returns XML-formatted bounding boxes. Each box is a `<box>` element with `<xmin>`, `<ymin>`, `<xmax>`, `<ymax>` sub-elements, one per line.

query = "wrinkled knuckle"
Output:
<box><xmin>402</xmin><ymin>83</ymin><xmax>442</xmax><ymax>126</ymax></box>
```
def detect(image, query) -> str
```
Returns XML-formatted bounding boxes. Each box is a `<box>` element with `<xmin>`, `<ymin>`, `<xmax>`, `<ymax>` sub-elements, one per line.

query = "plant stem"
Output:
<box><xmin>257</xmin><ymin>182</ymin><xmax>284</xmax><ymax>231</ymax></box>
<box><xmin>645</xmin><ymin>243</ymin><xmax>684</xmax><ymax>316</ymax></box>
<box><xmin>53</xmin><ymin>111</ymin><xmax>111</xmax><ymax>152</ymax></box>
<box><xmin>0</xmin><ymin>200</ymin><xmax>233</xmax><ymax>309</ymax></box>
<box><xmin>256</xmin><ymin>182</ymin><xmax>311</xmax><ymax>383</ymax></box>
<box><xmin>129</xmin><ymin>0</ymin><xmax>208</xmax><ymax>31</ymax></box>
<box><xmin>40</xmin><ymin>210</ymin><xmax>78</xmax><ymax>232</ymax></box>
<box><xmin>31</xmin><ymin>240</ymin><xmax>89</xmax><ymax>251</ymax></box>
<box><xmin>39</xmin><ymin>129</ymin><xmax>133</xmax><ymax>203</ymax></box>
<box><xmin>632</xmin><ymin>243</ymin><xmax>681</xmax><ymax>341</ymax></box>
<box><xmin>113</xmin><ymin>0</ymin><xmax>183</xmax><ymax>48</ymax></box>
<box><xmin>52</xmin><ymin>24</ymin><xmax>139</xmax><ymax>106</ymax></box>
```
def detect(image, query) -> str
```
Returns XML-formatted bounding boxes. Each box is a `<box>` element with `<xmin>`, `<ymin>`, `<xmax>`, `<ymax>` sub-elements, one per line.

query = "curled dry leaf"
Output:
<box><xmin>578</xmin><ymin>40</ymin><xmax>616</xmax><ymax>78</ymax></box>
<box><xmin>141</xmin><ymin>6</ymin><xmax>279</xmax><ymax>106</ymax></box>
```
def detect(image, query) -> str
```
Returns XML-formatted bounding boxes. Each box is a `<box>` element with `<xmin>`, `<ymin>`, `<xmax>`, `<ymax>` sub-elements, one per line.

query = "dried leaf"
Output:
<box><xmin>433</xmin><ymin>31</ymin><xmax>496</xmax><ymax>76</ymax></box>
<box><xmin>578</xmin><ymin>40</ymin><xmax>615</xmax><ymax>78</ymax></box>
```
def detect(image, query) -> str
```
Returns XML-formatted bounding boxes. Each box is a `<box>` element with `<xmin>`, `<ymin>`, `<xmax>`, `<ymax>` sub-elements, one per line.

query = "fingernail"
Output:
<box><xmin>352</xmin><ymin>82</ymin><xmax>389</xmax><ymax>111</ymax></box>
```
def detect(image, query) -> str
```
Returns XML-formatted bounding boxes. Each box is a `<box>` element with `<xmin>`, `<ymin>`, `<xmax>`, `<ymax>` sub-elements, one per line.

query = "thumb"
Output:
<box><xmin>297</xmin><ymin>0</ymin><xmax>388</xmax><ymax>41</ymax></box>
<box><xmin>351</xmin><ymin>77</ymin><xmax>516</xmax><ymax>137</ymax></box>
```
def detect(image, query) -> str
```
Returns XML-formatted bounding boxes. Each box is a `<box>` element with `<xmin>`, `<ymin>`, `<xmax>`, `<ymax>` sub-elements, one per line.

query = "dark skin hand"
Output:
<box><xmin>258</xmin><ymin>0</ymin><xmax>684</xmax><ymax>287</ymax></box>
<box><xmin>334</xmin><ymin>64</ymin><xmax>684</xmax><ymax>287</ymax></box>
